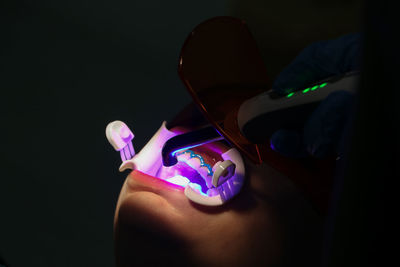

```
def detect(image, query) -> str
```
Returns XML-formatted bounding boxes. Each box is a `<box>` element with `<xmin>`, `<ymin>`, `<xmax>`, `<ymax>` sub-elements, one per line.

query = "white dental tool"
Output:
<box><xmin>106</xmin><ymin>121</ymin><xmax>135</xmax><ymax>162</ymax></box>
<box><xmin>238</xmin><ymin>72</ymin><xmax>359</xmax><ymax>143</ymax></box>
<box><xmin>212</xmin><ymin>160</ymin><xmax>236</xmax><ymax>187</ymax></box>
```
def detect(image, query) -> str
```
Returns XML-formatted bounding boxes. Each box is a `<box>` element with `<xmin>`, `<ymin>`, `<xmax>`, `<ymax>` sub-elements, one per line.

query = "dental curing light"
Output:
<box><xmin>176</xmin><ymin>16</ymin><xmax>358</xmax><ymax>213</ymax></box>
<box><xmin>238</xmin><ymin>71</ymin><xmax>359</xmax><ymax>143</ymax></box>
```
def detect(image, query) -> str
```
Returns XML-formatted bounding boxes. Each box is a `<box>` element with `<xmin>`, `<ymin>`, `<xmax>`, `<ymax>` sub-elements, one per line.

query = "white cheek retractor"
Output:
<box><xmin>106</xmin><ymin>121</ymin><xmax>245</xmax><ymax>206</ymax></box>
<box><xmin>184</xmin><ymin>148</ymin><xmax>244</xmax><ymax>206</ymax></box>
<box><xmin>106</xmin><ymin>121</ymin><xmax>135</xmax><ymax>161</ymax></box>
<box><xmin>212</xmin><ymin>160</ymin><xmax>236</xmax><ymax>187</ymax></box>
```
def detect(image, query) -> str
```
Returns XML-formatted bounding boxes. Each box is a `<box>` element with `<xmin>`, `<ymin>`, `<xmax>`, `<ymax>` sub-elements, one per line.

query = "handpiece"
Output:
<box><xmin>238</xmin><ymin>72</ymin><xmax>359</xmax><ymax>143</ymax></box>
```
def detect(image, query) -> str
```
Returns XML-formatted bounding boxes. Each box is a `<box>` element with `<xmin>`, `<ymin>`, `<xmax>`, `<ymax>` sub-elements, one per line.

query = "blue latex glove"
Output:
<box><xmin>270</xmin><ymin>33</ymin><xmax>361</xmax><ymax>158</ymax></box>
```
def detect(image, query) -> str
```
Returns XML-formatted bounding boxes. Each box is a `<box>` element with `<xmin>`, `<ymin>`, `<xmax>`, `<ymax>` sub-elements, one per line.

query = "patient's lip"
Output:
<box><xmin>127</xmin><ymin>170</ymin><xmax>185</xmax><ymax>195</ymax></box>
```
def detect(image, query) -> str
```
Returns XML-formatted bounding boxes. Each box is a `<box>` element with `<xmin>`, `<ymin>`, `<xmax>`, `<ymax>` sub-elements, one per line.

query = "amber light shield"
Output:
<box><xmin>177</xmin><ymin>16</ymin><xmax>335</xmax><ymax>214</ymax></box>
<box><xmin>178</xmin><ymin>16</ymin><xmax>270</xmax><ymax>164</ymax></box>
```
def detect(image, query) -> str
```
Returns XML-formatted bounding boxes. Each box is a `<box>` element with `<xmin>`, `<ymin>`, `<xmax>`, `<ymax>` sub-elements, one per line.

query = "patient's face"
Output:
<box><xmin>114</xmin><ymin>133</ymin><xmax>323</xmax><ymax>267</ymax></box>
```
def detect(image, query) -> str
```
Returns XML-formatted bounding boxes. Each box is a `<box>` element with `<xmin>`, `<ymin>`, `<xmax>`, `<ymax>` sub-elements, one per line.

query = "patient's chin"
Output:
<box><xmin>115</xmin><ymin>178</ymin><xmax>207</xmax><ymax>266</ymax></box>
<box><xmin>117</xmin><ymin>193</ymin><xmax>180</xmax><ymax>238</ymax></box>
<box><xmin>115</xmin><ymin>197</ymin><xmax>196</xmax><ymax>267</ymax></box>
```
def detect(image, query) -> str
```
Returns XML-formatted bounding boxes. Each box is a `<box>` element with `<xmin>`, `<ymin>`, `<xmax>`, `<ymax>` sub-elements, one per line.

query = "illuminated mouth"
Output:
<box><xmin>156</xmin><ymin>150</ymin><xmax>215</xmax><ymax>195</ymax></box>
<box><xmin>115</xmin><ymin>121</ymin><xmax>245</xmax><ymax>206</ymax></box>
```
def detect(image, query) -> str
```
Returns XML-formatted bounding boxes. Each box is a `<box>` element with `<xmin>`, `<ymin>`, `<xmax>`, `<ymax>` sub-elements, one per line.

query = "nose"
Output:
<box><xmin>161</xmin><ymin>126</ymin><xmax>224</xmax><ymax>167</ymax></box>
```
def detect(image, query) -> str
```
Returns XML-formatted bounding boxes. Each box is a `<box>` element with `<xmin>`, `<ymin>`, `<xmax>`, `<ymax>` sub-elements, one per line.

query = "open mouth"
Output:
<box><xmin>156</xmin><ymin>149</ymin><xmax>220</xmax><ymax>196</ymax></box>
<box><xmin>114</xmin><ymin>121</ymin><xmax>245</xmax><ymax>206</ymax></box>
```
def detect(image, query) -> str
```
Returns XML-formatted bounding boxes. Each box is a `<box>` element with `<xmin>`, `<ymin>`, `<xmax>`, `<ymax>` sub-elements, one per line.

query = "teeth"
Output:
<box><xmin>165</xmin><ymin>175</ymin><xmax>190</xmax><ymax>187</ymax></box>
<box><xmin>176</xmin><ymin>151</ymin><xmax>191</xmax><ymax>162</ymax></box>
<box><xmin>197</xmin><ymin>166</ymin><xmax>208</xmax><ymax>178</ymax></box>
<box><xmin>197</xmin><ymin>167</ymin><xmax>213</xmax><ymax>188</ymax></box>
<box><xmin>175</xmin><ymin>150</ymin><xmax>215</xmax><ymax>189</ymax></box>
<box><xmin>206</xmin><ymin>176</ymin><xmax>213</xmax><ymax>188</ymax></box>
<box><xmin>185</xmin><ymin>156</ymin><xmax>202</xmax><ymax>169</ymax></box>
<box><xmin>188</xmin><ymin>182</ymin><xmax>202</xmax><ymax>193</ymax></box>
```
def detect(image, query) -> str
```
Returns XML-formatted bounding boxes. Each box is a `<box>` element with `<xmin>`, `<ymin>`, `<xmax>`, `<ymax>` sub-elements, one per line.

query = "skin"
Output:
<box><xmin>114</xmin><ymin>137</ymin><xmax>324</xmax><ymax>267</ymax></box>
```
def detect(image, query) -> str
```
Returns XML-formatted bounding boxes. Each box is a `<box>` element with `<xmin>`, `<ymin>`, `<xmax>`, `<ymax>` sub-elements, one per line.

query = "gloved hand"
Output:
<box><xmin>270</xmin><ymin>33</ymin><xmax>362</xmax><ymax>158</ymax></box>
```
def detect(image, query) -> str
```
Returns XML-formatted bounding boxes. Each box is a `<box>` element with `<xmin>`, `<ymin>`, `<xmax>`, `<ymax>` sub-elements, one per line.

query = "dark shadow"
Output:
<box><xmin>114</xmin><ymin>218</ymin><xmax>198</xmax><ymax>267</ymax></box>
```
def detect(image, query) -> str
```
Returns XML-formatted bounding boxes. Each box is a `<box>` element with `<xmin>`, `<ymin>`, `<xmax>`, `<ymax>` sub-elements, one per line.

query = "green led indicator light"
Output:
<box><xmin>302</xmin><ymin>88</ymin><xmax>310</xmax><ymax>93</ymax></box>
<box><xmin>319</xmin><ymin>82</ymin><xmax>328</xmax><ymax>88</ymax></box>
<box><xmin>286</xmin><ymin>92</ymin><xmax>294</xmax><ymax>98</ymax></box>
<box><xmin>311</xmin><ymin>85</ymin><xmax>319</xmax><ymax>91</ymax></box>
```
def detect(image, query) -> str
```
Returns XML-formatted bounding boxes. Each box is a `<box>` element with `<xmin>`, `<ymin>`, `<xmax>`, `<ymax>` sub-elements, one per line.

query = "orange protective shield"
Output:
<box><xmin>178</xmin><ymin>16</ymin><xmax>270</xmax><ymax>164</ymax></box>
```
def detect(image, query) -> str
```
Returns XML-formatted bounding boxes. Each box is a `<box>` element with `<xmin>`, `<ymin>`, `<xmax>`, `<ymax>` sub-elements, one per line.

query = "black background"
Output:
<box><xmin>1</xmin><ymin>1</ymin><xmax>363</xmax><ymax>266</ymax></box>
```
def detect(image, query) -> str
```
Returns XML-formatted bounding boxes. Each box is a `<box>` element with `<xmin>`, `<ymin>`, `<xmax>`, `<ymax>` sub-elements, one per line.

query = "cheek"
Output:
<box><xmin>116</xmin><ymin>183</ymin><xmax>185</xmax><ymax>234</ymax></box>
<box><xmin>114</xmin><ymin>193</ymin><xmax>198</xmax><ymax>266</ymax></box>
<box><xmin>115</xmin><ymin>173</ymin><xmax>202</xmax><ymax>242</ymax></box>
<box><xmin>177</xmin><ymin>203</ymin><xmax>284</xmax><ymax>266</ymax></box>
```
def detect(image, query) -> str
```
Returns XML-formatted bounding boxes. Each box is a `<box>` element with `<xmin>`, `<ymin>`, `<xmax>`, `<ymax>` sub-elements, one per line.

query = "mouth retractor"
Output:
<box><xmin>106</xmin><ymin>121</ymin><xmax>245</xmax><ymax>206</ymax></box>
<box><xmin>106</xmin><ymin>121</ymin><xmax>135</xmax><ymax>161</ymax></box>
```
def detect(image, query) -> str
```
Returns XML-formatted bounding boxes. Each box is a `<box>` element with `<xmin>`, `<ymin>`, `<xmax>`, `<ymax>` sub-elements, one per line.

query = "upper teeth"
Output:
<box><xmin>186</xmin><ymin>154</ymin><xmax>202</xmax><ymax>169</ymax></box>
<box><xmin>175</xmin><ymin>150</ymin><xmax>236</xmax><ymax>190</ymax></box>
<box><xmin>176</xmin><ymin>150</ymin><xmax>214</xmax><ymax>188</ymax></box>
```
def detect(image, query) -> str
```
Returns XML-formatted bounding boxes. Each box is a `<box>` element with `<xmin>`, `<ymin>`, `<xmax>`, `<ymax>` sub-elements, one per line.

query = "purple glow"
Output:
<box><xmin>120</xmin><ymin>150</ymin><xmax>127</xmax><ymax>161</ymax></box>
<box><xmin>190</xmin><ymin>183</ymin><xmax>201</xmax><ymax>191</ymax></box>
<box><xmin>171</xmin><ymin>137</ymin><xmax>222</xmax><ymax>157</ymax></box>
<box><xmin>171</xmin><ymin>142</ymin><xmax>205</xmax><ymax>155</ymax></box>
<box><xmin>176</xmin><ymin>150</ymin><xmax>213</xmax><ymax>176</ymax></box>
<box><xmin>111</xmin><ymin>124</ymin><xmax>133</xmax><ymax>149</ymax></box>
<box><xmin>270</xmin><ymin>140</ymin><xmax>276</xmax><ymax>151</ymax></box>
<box><xmin>157</xmin><ymin>160</ymin><xmax>209</xmax><ymax>194</ymax></box>
<box><xmin>188</xmin><ymin>183</ymin><xmax>208</xmax><ymax>196</ymax></box>
<box><xmin>120</xmin><ymin>127</ymin><xmax>132</xmax><ymax>138</ymax></box>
